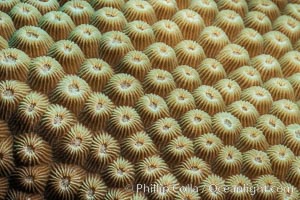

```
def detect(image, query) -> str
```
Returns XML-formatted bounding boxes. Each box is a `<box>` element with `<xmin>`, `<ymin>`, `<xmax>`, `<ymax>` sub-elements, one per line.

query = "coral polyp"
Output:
<box><xmin>103</xmin><ymin>188</ymin><xmax>132</xmax><ymax>200</ymax></box>
<box><xmin>270</xmin><ymin>99</ymin><xmax>300</xmax><ymax>126</ymax></box>
<box><xmin>249</xmin><ymin>0</ymin><xmax>280</xmax><ymax>22</ymax></box>
<box><xmin>9</xmin><ymin>26</ymin><xmax>54</xmax><ymax>58</ymax></box>
<box><xmin>263</xmin><ymin>31</ymin><xmax>293</xmax><ymax>59</ymax></box>
<box><xmin>98</xmin><ymin>31</ymin><xmax>134</xmax><ymax>67</ymax></box>
<box><xmin>162</xmin><ymin>135</ymin><xmax>194</xmax><ymax>166</ymax></box>
<box><xmin>212</xmin><ymin>145</ymin><xmax>243</xmax><ymax>178</ymax></box>
<box><xmin>102</xmin><ymin>157</ymin><xmax>135</xmax><ymax>188</ymax></box>
<box><xmin>49</xmin><ymin>75</ymin><xmax>91</xmax><ymax>115</ymax></box>
<box><xmin>144</xmin><ymin>42</ymin><xmax>178</xmax><ymax>72</ymax></box>
<box><xmin>77</xmin><ymin>174</ymin><xmax>107</xmax><ymax>200</ymax></box>
<box><xmin>5</xmin><ymin>190</ymin><xmax>45</xmax><ymax>200</ymax></box>
<box><xmin>122</xmin><ymin>20</ymin><xmax>155</xmax><ymax>51</ymax></box>
<box><xmin>172</xmin><ymin>9</ymin><xmax>205</xmax><ymax>40</ymax></box>
<box><xmin>55</xmin><ymin>123</ymin><xmax>92</xmax><ymax>165</ymax></box>
<box><xmin>197</xmin><ymin>26</ymin><xmax>230</xmax><ymax>58</ymax></box>
<box><xmin>166</xmin><ymin>88</ymin><xmax>196</xmax><ymax>120</ymax></box>
<box><xmin>228</xmin><ymin>66</ymin><xmax>262</xmax><ymax>90</ymax></box>
<box><xmin>78</xmin><ymin>58</ymin><xmax>114</xmax><ymax>92</ymax></box>
<box><xmin>284</xmin><ymin>3</ymin><xmax>300</xmax><ymax>22</ymax></box>
<box><xmin>280</xmin><ymin>51</ymin><xmax>300</xmax><ymax>78</ymax></box>
<box><xmin>179</xmin><ymin>109</ymin><xmax>212</xmax><ymax>139</ymax></box>
<box><xmin>143</xmin><ymin>69</ymin><xmax>176</xmax><ymax>98</ymax></box>
<box><xmin>267</xmin><ymin>144</ymin><xmax>295</xmax><ymax>180</ymax></box>
<box><xmin>217</xmin><ymin>0</ymin><xmax>248</xmax><ymax>17</ymax></box>
<box><xmin>135</xmin><ymin>94</ymin><xmax>170</xmax><ymax>128</ymax></box>
<box><xmin>212</xmin><ymin>112</ymin><xmax>242</xmax><ymax>145</ymax></box>
<box><xmin>0</xmin><ymin>0</ymin><xmax>19</xmax><ymax>13</ymax></box>
<box><xmin>103</xmin><ymin>73</ymin><xmax>144</xmax><ymax>107</ymax></box>
<box><xmin>90</xmin><ymin>0</ymin><xmax>125</xmax><ymax>10</ymax></box>
<box><xmin>199</xmin><ymin>174</ymin><xmax>226</xmax><ymax>200</ymax></box>
<box><xmin>147</xmin><ymin>117</ymin><xmax>182</xmax><ymax>150</ymax></box>
<box><xmin>213</xmin><ymin>10</ymin><xmax>245</xmax><ymax>41</ymax></box>
<box><xmin>47</xmin><ymin>40</ymin><xmax>85</xmax><ymax>74</ymax></box>
<box><xmin>288</xmin><ymin>73</ymin><xmax>300</xmax><ymax>101</ymax></box>
<box><xmin>11</xmin><ymin>165</ymin><xmax>50</xmax><ymax>194</ymax></box>
<box><xmin>216</xmin><ymin>44</ymin><xmax>250</xmax><ymax>74</ymax></box>
<box><xmin>0</xmin><ymin>137</ymin><xmax>14</xmax><ymax>177</ymax></box>
<box><xmin>147</xmin><ymin>174</ymin><xmax>179</xmax><ymax>200</ymax></box>
<box><xmin>286</xmin><ymin>157</ymin><xmax>300</xmax><ymax>190</ymax></box>
<box><xmin>147</xmin><ymin>0</ymin><xmax>178</xmax><ymax>20</ymax></box>
<box><xmin>37</xmin><ymin>104</ymin><xmax>77</xmax><ymax>146</ymax></box>
<box><xmin>194</xmin><ymin>133</ymin><xmax>224</xmax><ymax>164</ymax></box>
<box><xmin>135</xmin><ymin>155</ymin><xmax>169</xmax><ymax>185</ymax></box>
<box><xmin>193</xmin><ymin>85</ymin><xmax>226</xmax><ymax>116</ymax></box>
<box><xmin>45</xmin><ymin>163</ymin><xmax>85</xmax><ymax>200</ymax></box>
<box><xmin>0</xmin><ymin>80</ymin><xmax>31</xmax><ymax>121</ymax></box>
<box><xmin>252</xmin><ymin>175</ymin><xmax>280</xmax><ymax>200</ymax></box>
<box><xmin>174</xmin><ymin>156</ymin><xmax>211</xmax><ymax>185</ymax></box>
<box><xmin>241</xmin><ymin>149</ymin><xmax>272</xmax><ymax>180</ymax></box>
<box><xmin>189</xmin><ymin>0</ymin><xmax>218</xmax><ymax>26</ymax></box>
<box><xmin>59</xmin><ymin>0</ymin><xmax>94</xmax><ymax>26</ymax></box>
<box><xmin>176</xmin><ymin>0</ymin><xmax>191</xmax><ymax>10</ymax></box>
<box><xmin>90</xmin><ymin>7</ymin><xmax>127</xmax><ymax>33</ymax></box>
<box><xmin>0</xmin><ymin>11</ymin><xmax>16</xmax><ymax>40</ymax></box>
<box><xmin>255</xmin><ymin>114</ymin><xmax>285</xmax><ymax>145</ymax></box>
<box><xmin>263</xmin><ymin>77</ymin><xmax>295</xmax><ymax>101</ymax></box>
<box><xmin>122</xmin><ymin>0</ymin><xmax>157</xmax><ymax>25</ymax></box>
<box><xmin>172</xmin><ymin>65</ymin><xmax>201</xmax><ymax>92</ymax></box>
<box><xmin>236</xmin><ymin>127</ymin><xmax>269</xmax><ymax>152</ymax></box>
<box><xmin>198</xmin><ymin>58</ymin><xmax>226</xmax><ymax>86</ymax></box>
<box><xmin>85</xmin><ymin>132</ymin><xmax>120</xmax><ymax>172</ymax></box>
<box><xmin>78</xmin><ymin>92</ymin><xmax>114</xmax><ymax>131</ymax></box>
<box><xmin>214</xmin><ymin>79</ymin><xmax>241</xmax><ymax>105</ymax></box>
<box><xmin>9</xmin><ymin>92</ymin><xmax>49</xmax><ymax>134</ymax></box>
<box><xmin>225</xmin><ymin>174</ymin><xmax>253</xmax><ymax>200</ymax></box>
<box><xmin>120</xmin><ymin>131</ymin><xmax>157</xmax><ymax>163</ymax></box>
<box><xmin>68</xmin><ymin>24</ymin><xmax>102</xmax><ymax>59</ymax></box>
<box><xmin>174</xmin><ymin>40</ymin><xmax>206</xmax><ymax>68</ymax></box>
<box><xmin>0</xmin><ymin>48</ymin><xmax>30</xmax><ymax>82</ymax></box>
<box><xmin>251</xmin><ymin>54</ymin><xmax>283</xmax><ymax>82</ymax></box>
<box><xmin>273</xmin><ymin>15</ymin><xmax>300</xmax><ymax>44</ymax></box>
<box><xmin>283</xmin><ymin>124</ymin><xmax>300</xmax><ymax>156</ymax></box>
<box><xmin>27</xmin><ymin>56</ymin><xmax>65</xmax><ymax>94</ymax></box>
<box><xmin>226</xmin><ymin>100</ymin><xmax>260</xmax><ymax>127</ymax></box>
<box><xmin>106</xmin><ymin>106</ymin><xmax>144</xmax><ymax>139</ymax></box>
<box><xmin>0</xmin><ymin>177</ymin><xmax>8</xmax><ymax>200</ymax></box>
<box><xmin>116</xmin><ymin>50</ymin><xmax>151</xmax><ymax>82</ymax></box>
<box><xmin>13</xmin><ymin>132</ymin><xmax>52</xmax><ymax>166</ymax></box>
<box><xmin>23</xmin><ymin>0</ymin><xmax>59</xmax><ymax>15</ymax></box>
<box><xmin>276</xmin><ymin>182</ymin><xmax>300</xmax><ymax>200</ymax></box>
<box><xmin>0</xmin><ymin>120</ymin><xmax>10</xmax><ymax>139</ymax></box>
<box><xmin>244</xmin><ymin>11</ymin><xmax>272</xmax><ymax>34</ymax></box>
<box><xmin>234</xmin><ymin>28</ymin><xmax>264</xmax><ymax>58</ymax></box>
<box><xmin>9</xmin><ymin>3</ymin><xmax>42</xmax><ymax>29</ymax></box>
<box><xmin>241</xmin><ymin>86</ymin><xmax>273</xmax><ymax>115</ymax></box>
<box><xmin>0</xmin><ymin>36</ymin><xmax>8</xmax><ymax>50</ymax></box>
<box><xmin>174</xmin><ymin>188</ymin><xmax>200</xmax><ymax>200</ymax></box>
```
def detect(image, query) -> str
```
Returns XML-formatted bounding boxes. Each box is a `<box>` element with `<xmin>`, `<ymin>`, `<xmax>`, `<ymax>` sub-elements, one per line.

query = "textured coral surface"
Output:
<box><xmin>0</xmin><ymin>0</ymin><xmax>300</xmax><ymax>199</ymax></box>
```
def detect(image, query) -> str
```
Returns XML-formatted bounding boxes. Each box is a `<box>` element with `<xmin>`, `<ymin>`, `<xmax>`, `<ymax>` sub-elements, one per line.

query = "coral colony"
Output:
<box><xmin>1</xmin><ymin>0</ymin><xmax>300</xmax><ymax>199</ymax></box>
